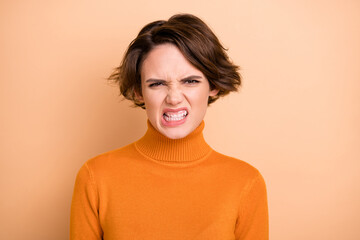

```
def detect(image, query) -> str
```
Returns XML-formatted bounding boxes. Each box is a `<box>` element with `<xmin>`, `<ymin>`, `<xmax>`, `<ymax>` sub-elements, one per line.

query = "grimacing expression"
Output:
<box><xmin>137</xmin><ymin>44</ymin><xmax>219</xmax><ymax>139</ymax></box>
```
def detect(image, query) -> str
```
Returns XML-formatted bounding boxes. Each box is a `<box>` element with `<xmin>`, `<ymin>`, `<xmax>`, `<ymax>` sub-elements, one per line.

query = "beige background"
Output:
<box><xmin>1</xmin><ymin>0</ymin><xmax>359</xmax><ymax>239</ymax></box>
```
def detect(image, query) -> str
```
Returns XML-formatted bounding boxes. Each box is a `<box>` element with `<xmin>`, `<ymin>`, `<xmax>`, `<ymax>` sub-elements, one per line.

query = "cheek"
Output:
<box><xmin>187</xmin><ymin>89</ymin><xmax>211</xmax><ymax>106</ymax></box>
<box><xmin>144</xmin><ymin>102</ymin><xmax>158</xmax><ymax>123</ymax></box>
<box><xmin>143</xmin><ymin>92</ymin><xmax>164</xmax><ymax>115</ymax></box>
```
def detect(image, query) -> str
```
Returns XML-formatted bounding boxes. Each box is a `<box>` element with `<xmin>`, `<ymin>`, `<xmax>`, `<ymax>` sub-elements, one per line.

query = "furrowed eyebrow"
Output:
<box><xmin>181</xmin><ymin>75</ymin><xmax>203</xmax><ymax>81</ymax></box>
<box><xmin>145</xmin><ymin>75</ymin><xmax>203</xmax><ymax>83</ymax></box>
<box><xmin>145</xmin><ymin>78</ymin><xmax>166</xmax><ymax>83</ymax></box>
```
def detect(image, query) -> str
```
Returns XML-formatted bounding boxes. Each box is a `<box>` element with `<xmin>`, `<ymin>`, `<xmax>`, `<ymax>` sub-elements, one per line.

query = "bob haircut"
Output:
<box><xmin>109</xmin><ymin>13</ymin><xmax>241</xmax><ymax>108</ymax></box>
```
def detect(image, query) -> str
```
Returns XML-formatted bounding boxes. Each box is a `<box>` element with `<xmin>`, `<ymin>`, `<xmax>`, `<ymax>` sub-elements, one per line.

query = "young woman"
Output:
<box><xmin>70</xmin><ymin>13</ymin><xmax>268</xmax><ymax>240</ymax></box>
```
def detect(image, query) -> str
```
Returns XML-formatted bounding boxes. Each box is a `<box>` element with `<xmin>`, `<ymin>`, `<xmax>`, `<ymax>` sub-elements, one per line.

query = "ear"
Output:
<box><xmin>209</xmin><ymin>88</ymin><xmax>219</xmax><ymax>97</ymax></box>
<box><xmin>134</xmin><ymin>90</ymin><xmax>144</xmax><ymax>102</ymax></box>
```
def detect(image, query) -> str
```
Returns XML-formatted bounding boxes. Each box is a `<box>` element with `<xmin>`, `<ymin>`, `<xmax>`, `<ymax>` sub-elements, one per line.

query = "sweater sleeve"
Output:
<box><xmin>70</xmin><ymin>163</ymin><xmax>103</xmax><ymax>240</ymax></box>
<box><xmin>234</xmin><ymin>172</ymin><xmax>269</xmax><ymax>240</ymax></box>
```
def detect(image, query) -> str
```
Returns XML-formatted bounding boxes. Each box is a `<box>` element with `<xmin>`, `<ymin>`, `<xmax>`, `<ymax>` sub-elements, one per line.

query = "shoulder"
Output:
<box><xmin>209</xmin><ymin>150</ymin><xmax>265</xmax><ymax>184</ymax></box>
<box><xmin>79</xmin><ymin>143</ymin><xmax>139</xmax><ymax>178</ymax></box>
<box><xmin>210</xmin><ymin>151</ymin><xmax>260</xmax><ymax>174</ymax></box>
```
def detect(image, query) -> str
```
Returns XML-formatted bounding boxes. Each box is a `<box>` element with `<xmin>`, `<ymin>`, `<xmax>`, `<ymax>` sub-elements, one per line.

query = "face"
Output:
<box><xmin>138</xmin><ymin>44</ymin><xmax>219</xmax><ymax>139</ymax></box>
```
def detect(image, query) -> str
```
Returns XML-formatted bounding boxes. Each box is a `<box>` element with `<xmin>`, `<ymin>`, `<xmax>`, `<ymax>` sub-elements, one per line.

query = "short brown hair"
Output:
<box><xmin>108</xmin><ymin>13</ymin><xmax>241</xmax><ymax>108</ymax></box>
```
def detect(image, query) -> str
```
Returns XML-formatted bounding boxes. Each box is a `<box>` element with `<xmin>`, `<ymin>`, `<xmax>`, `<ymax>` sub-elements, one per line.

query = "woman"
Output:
<box><xmin>70</xmin><ymin>14</ymin><xmax>268</xmax><ymax>240</ymax></box>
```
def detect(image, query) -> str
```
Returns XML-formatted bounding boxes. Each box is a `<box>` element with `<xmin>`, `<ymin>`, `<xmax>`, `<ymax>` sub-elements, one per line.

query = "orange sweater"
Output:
<box><xmin>70</xmin><ymin>121</ymin><xmax>268</xmax><ymax>239</ymax></box>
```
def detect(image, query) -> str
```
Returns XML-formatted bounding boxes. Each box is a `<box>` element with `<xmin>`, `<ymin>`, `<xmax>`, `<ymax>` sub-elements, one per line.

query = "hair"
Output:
<box><xmin>108</xmin><ymin>13</ymin><xmax>241</xmax><ymax>108</ymax></box>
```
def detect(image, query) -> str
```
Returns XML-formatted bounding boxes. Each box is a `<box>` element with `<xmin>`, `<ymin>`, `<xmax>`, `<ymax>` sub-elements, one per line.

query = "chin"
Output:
<box><xmin>152</xmin><ymin>116</ymin><xmax>199</xmax><ymax>139</ymax></box>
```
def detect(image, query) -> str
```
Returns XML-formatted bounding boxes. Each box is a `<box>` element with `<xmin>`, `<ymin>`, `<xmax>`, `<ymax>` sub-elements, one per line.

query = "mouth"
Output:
<box><xmin>163</xmin><ymin>110</ymin><xmax>188</xmax><ymax>121</ymax></box>
<box><xmin>161</xmin><ymin>108</ymin><xmax>188</xmax><ymax>126</ymax></box>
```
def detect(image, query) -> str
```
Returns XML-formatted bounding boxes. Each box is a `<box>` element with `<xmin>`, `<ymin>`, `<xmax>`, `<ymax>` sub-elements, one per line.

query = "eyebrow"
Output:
<box><xmin>145</xmin><ymin>75</ymin><xmax>203</xmax><ymax>83</ymax></box>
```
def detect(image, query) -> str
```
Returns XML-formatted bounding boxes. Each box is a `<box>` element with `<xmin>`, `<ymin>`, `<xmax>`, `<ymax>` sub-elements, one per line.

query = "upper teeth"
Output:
<box><xmin>164</xmin><ymin>110</ymin><xmax>188</xmax><ymax>121</ymax></box>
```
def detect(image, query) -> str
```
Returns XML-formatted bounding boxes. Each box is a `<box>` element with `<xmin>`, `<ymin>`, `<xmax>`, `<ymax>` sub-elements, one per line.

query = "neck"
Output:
<box><xmin>135</xmin><ymin>120</ymin><xmax>212</xmax><ymax>163</ymax></box>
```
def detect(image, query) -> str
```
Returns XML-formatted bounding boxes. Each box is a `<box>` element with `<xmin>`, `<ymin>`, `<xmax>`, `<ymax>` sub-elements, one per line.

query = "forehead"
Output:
<box><xmin>140</xmin><ymin>44</ymin><xmax>203</xmax><ymax>80</ymax></box>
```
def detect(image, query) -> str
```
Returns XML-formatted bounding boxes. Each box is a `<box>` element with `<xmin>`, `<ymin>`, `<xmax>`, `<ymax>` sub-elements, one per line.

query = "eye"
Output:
<box><xmin>183</xmin><ymin>79</ymin><xmax>200</xmax><ymax>84</ymax></box>
<box><xmin>149</xmin><ymin>82</ymin><xmax>165</xmax><ymax>87</ymax></box>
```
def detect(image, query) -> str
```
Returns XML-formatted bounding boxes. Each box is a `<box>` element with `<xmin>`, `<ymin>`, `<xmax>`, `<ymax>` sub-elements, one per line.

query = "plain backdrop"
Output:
<box><xmin>1</xmin><ymin>0</ymin><xmax>359</xmax><ymax>239</ymax></box>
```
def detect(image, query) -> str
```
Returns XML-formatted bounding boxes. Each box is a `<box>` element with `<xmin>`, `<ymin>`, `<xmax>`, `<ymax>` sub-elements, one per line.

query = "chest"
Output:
<box><xmin>97</xmin><ymin>167</ymin><xmax>241</xmax><ymax>240</ymax></box>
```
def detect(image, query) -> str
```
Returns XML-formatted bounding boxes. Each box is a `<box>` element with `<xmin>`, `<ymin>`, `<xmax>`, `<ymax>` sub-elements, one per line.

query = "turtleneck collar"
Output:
<box><xmin>135</xmin><ymin>120</ymin><xmax>212</xmax><ymax>163</ymax></box>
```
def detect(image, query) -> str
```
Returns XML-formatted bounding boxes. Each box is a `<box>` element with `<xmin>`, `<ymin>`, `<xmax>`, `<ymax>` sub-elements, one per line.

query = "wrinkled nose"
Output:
<box><xmin>166</xmin><ymin>88</ymin><xmax>184</xmax><ymax>105</ymax></box>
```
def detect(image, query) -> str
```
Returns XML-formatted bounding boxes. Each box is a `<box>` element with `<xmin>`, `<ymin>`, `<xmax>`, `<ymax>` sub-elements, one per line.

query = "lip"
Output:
<box><xmin>161</xmin><ymin>107</ymin><xmax>189</xmax><ymax>127</ymax></box>
<box><xmin>162</xmin><ymin>107</ymin><xmax>188</xmax><ymax>114</ymax></box>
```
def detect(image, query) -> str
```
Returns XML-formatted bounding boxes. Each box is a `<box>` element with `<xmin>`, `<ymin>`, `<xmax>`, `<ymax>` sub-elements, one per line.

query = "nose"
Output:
<box><xmin>165</xmin><ymin>87</ymin><xmax>184</xmax><ymax>106</ymax></box>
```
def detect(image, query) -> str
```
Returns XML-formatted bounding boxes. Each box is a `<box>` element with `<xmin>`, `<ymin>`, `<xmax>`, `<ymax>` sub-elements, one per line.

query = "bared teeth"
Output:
<box><xmin>163</xmin><ymin>110</ymin><xmax>188</xmax><ymax>121</ymax></box>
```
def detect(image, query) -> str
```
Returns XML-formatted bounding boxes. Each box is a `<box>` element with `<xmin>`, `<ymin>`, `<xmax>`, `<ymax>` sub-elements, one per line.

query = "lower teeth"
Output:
<box><xmin>164</xmin><ymin>114</ymin><xmax>186</xmax><ymax>121</ymax></box>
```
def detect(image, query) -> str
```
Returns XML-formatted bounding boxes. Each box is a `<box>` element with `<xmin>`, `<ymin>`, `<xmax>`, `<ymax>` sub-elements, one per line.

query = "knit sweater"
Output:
<box><xmin>70</xmin><ymin>121</ymin><xmax>268</xmax><ymax>240</ymax></box>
